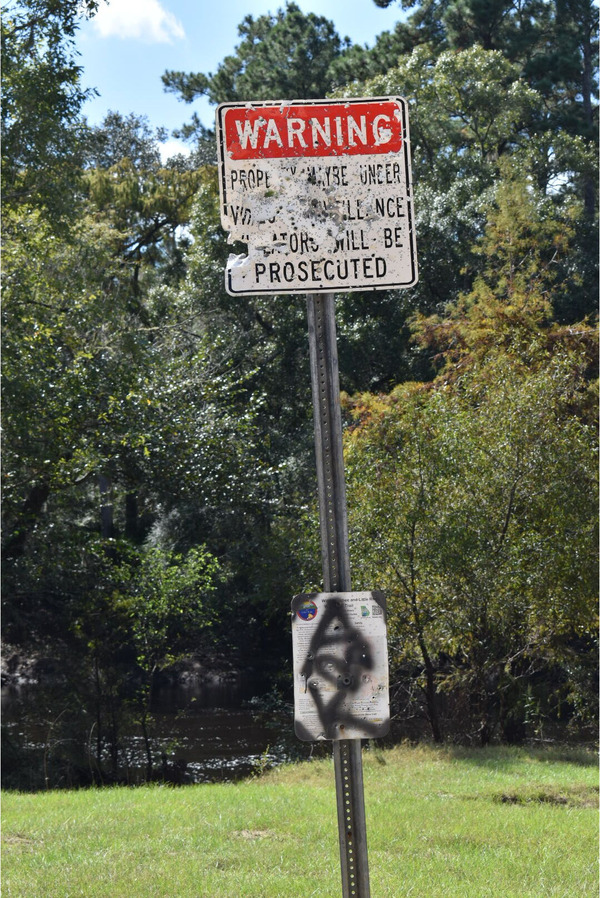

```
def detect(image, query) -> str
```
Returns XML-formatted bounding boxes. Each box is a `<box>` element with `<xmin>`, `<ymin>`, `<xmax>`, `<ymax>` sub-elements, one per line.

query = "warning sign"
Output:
<box><xmin>291</xmin><ymin>591</ymin><xmax>390</xmax><ymax>741</ymax></box>
<box><xmin>216</xmin><ymin>97</ymin><xmax>418</xmax><ymax>295</ymax></box>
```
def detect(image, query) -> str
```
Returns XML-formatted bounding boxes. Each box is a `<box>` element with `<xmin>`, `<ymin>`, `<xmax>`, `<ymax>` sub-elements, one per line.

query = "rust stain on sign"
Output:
<box><xmin>215</xmin><ymin>97</ymin><xmax>418</xmax><ymax>295</ymax></box>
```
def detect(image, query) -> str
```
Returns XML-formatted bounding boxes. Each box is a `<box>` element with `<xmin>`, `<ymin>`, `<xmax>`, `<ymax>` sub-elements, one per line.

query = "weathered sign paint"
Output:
<box><xmin>291</xmin><ymin>591</ymin><xmax>390</xmax><ymax>741</ymax></box>
<box><xmin>216</xmin><ymin>97</ymin><xmax>418</xmax><ymax>295</ymax></box>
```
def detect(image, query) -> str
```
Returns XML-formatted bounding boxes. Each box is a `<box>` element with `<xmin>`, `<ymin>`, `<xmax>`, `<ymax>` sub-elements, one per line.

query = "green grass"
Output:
<box><xmin>2</xmin><ymin>744</ymin><xmax>598</xmax><ymax>897</ymax></box>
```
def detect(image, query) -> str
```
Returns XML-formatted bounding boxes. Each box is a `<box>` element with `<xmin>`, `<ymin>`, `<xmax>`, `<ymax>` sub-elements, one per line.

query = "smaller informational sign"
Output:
<box><xmin>291</xmin><ymin>591</ymin><xmax>390</xmax><ymax>741</ymax></box>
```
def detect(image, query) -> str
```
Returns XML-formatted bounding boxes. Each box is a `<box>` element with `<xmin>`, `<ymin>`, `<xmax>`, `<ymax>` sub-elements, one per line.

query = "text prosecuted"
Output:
<box><xmin>216</xmin><ymin>97</ymin><xmax>418</xmax><ymax>295</ymax></box>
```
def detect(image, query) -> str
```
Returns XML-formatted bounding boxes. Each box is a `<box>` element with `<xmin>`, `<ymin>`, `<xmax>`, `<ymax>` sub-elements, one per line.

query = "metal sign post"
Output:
<box><xmin>306</xmin><ymin>292</ymin><xmax>370</xmax><ymax>897</ymax></box>
<box><xmin>306</xmin><ymin>294</ymin><xmax>350</xmax><ymax>596</ymax></box>
<box><xmin>215</xmin><ymin>96</ymin><xmax>418</xmax><ymax>898</ymax></box>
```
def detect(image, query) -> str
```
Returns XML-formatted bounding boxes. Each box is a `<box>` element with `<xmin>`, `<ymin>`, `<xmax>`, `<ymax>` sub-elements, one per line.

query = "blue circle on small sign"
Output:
<box><xmin>297</xmin><ymin>600</ymin><xmax>318</xmax><ymax>621</ymax></box>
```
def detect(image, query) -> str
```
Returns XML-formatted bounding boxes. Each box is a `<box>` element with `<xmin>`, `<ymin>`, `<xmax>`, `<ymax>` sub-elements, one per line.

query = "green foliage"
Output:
<box><xmin>339</xmin><ymin>43</ymin><xmax>597</xmax><ymax>321</ymax></box>
<box><xmin>1</xmin><ymin>100</ymin><xmax>267</xmax><ymax>781</ymax></box>
<box><xmin>1</xmin><ymin>0</ymin><xmax>598</xmax><ymax>787</ymax></box>
<box><xmin>371</xmin><ymin>0</ymin><xmax>599</xmax><ymax>168</ymax></box>
<box><xmin>344</xmin><ymin>347</ymin><xmax>598</xmax><ymax>742</ymax></box>
<box><xmin>114</xmin><ymin>546</ymin><xmax>219</xmax><ymax>670</ymax></box>
<box><xmin>412</xmin><ymin>170</ymin><xmax>597</xmax><ymax>368</ymax></box>
<box><xmin>1</xmin><ymin>0</ymin><xmax>99</xmax><ymax>222</ymax></box>
<box><xmin>330</xmin><ymin>47</ymin><xmax>538</xmax><ymax>322</ymax></box>
<box><xmin>164</xmin><ymin>169</ymin><xmax>318</xmax><ymax>670</ymax></box>
<box><xmin>2</xmin><ymin>208</ymin><xmax>126</xmax><ymax>563</ymax></box>
<box><xmin>350</xmin><ymin>45</ymin><xmax>541</xmax><ymax>185</ymax></box>
<box><xmin>83</xmin><ymin>113</ymin><xmax>202</xmax><ymax>298</ymax></box>
<box><xmin>108</xmin><ymin>545</ymin><xmax>220</xmax><ymax>777</ymax></box>
<box><xmin>1</xmin><ymin>194</ymin><xmax>263</xmax><ymax>620</ymax></box>
<box><xmin>338</xmin><ymin>138</ymin><xmax>597</xmax><ymax>743</ymax></box>
<box><xmin>163</xmin><ymin>1</ymin><xmax>345</xmax><ymax>106</ymax></box>
<box><xmin>85</xmin><ymin>111</ymin><xmax>166</xmax><ymax>169</ymax></box>
<box><xmin>327</xmin><ymin>20</ymin><xmax>420</xmax><ymax>87</ymax></box>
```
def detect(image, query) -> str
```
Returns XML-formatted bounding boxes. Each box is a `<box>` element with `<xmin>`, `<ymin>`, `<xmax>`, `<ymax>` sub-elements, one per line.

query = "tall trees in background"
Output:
<box><xmin>1</xmin><ymin>0</ymin><xmax>100</xmax><ymax>221</ymax></box>
<box><xmin>163</xmin><ymin>2</ymin><xmax>346</xmax><ymax>106</ymax></box>
<box><xmin>329</xmin><ymin>1</ymin><xmax>597</xmax><ymax>738</ymax></box>
<box><xmin>161</xmin><ymin>0</ymin><xmax>597</xmax><ymax>742</ymax></box>
<box><xmin>344</xmin><ymin>171</ymin><xmax>598</xmax><ymax>742</ymax></box>
<box><xmin>2</xmin><ymin>0</ymin><xmax>597</xmax><ymax>785</ymax></box>
<box><xmin>368</xmin><ymin>0</ymin><xmax>598</xmax><ymax>203</ymax></box>
<box><xmin>2</xmin><ymin>1</ymin><xmax>268</xmax><ymax>784</ymax></box>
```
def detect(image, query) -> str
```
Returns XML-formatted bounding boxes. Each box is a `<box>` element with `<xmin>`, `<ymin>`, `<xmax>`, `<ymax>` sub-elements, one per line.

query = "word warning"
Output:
<box><xmin>291</xmin><ymin>591</ymin><xmax>390</xmax><ymax>741</ymax></box>
<box><xmin>216</xmin><ymin>97</ymin><xmax>418</xmax><ymax>295</ymax></box>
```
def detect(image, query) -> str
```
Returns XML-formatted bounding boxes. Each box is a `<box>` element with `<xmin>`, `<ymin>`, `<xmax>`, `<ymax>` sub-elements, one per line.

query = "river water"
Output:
<box><xmin>144</xmin><ymin>680</ymin><xmax>298</xmax><ymax>781</ymax></box>
<box><xmin>1</xmin><ymin>678</ymin><xmax>310</xmax><ymax>788</ymax></box>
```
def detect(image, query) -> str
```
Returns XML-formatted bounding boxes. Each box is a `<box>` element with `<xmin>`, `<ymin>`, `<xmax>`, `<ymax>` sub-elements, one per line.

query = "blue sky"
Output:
<box><xmin>77</xmin><ymin>0</ymin><xmax>406</xmax><ymax>157</ymax></box>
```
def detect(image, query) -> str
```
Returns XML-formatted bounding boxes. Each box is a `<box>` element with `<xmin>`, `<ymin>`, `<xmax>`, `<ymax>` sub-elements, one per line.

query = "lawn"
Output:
<box><xmin>2</xmin><ymin>744</ymin><xmax>598</xmax><ymax>897</ymax></box>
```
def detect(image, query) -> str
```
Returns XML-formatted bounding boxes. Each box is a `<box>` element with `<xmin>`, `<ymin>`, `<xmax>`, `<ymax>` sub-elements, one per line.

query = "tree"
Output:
<box><xmin>411</xmin><ymin>169</ymin><xmax>598</xmax><ymax>366</ymax></box>
<box><xmin>163</xmin><ymin>2</ymin><xmax>345</xmax><ymax>107</ymax></box>
<box><xmin>1</xmin><ymin>12</ymin><xmax>267</xmax><ymax>688</ymax></box>
<box><xmin>160</xmin><ymin>169</ymin><xmax>317</xmax><ymax>671</ymax></box>
<box><xmin>331</xmin><ymin>46</ymin><xmax>542</xmax><ymax>324</ymax></box>
<box><xmin>344</xmin><ymin>349</ymin><xmax>598</xmax><ymax>742</ymax></box>
<box><xmin>370</xmin><ymin>0</ymin><xmax>599</xmax><ymax>141</ymax></box>
<box><xmin>112</xmin><ymin>546</ymin><xmax>220</xmax><ymax>780</ymax></box>
<box><xmin>341</xmin><ymin>160</ymin><xmax>597</xmax><ymax>741</ymax></box>
<box><xmin>1</xmin><ymin>0</ymin><xmax>99</xmax><ymax>222</ymax></box>
<box><xmin>2</xmin><ymin>162</ymin><xmax>266</xmax><ymax>785</ymax></box>
<box><xmin>339</xmin><ymin>42</ymin><xmax>597</xmax><ymax>322</ymax></box>
<box><xmin>326</xmin><ymin>21</ymin><xmax>420</xmax><ymax>88</ymax></box>
<box><xmin>83</xmin><ymin>112</ymin><xmax>201</xmax><ymax>302</ymax></box>
<box><xmin>1</xmin><ymin>194</ymin><xmax>265</xmax><ymax>619</ymax></box>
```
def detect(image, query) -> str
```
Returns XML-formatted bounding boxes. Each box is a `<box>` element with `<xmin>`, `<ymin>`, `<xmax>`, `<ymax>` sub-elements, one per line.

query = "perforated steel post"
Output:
<box><xmin>306</xmin><ymin>293</ymin><xmax>371</xmax><ymax>898</ymax></box>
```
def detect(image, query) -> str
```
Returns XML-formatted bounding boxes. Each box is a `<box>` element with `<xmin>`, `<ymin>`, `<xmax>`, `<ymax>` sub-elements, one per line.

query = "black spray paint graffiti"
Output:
<box><xmin>292</xmin><ymin>594</ymin><xmax>389</xmax><ymax>741</ymax></box>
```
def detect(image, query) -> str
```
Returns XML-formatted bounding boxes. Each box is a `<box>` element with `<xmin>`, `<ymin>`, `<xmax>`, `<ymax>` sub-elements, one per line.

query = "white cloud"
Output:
<box><xmin>93</xmin><ymin>0</ymin><xmax>185</xmax><ymax>43</ymax></box>
<box><xmin>159</xmin><ymin>138</ymin><xmax>191</xmax><ymax>163</ymax></box>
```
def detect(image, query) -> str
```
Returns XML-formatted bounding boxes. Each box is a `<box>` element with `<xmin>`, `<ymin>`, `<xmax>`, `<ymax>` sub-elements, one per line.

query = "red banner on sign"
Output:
<box><xmin>222</xmin><ymin>100</ymin><xmax>404</xmax><ymax>160</ymax></box>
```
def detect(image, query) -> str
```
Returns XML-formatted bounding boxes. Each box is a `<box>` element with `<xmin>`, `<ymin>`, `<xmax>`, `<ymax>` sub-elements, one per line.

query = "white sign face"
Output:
<box><xmin>291</xmin><ymin>591</ymin><xmax>390</xmax><ymax>741</ymax></box>
<box><xmin>216</xmin><ymin>97</ymin><xmax>417</xmax><ymax>295</ymax></box>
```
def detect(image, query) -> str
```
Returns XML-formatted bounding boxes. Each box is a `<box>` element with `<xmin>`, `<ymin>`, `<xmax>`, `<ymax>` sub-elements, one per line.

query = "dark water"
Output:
<box><xmin>1</xmin><ymin>679</ymin><xmax>303</xmax><ymax>787</ymax></box>
<box><xmin>145</xmin><ymin>681</ymin><xmax>297</xmax><ymax>781</ymax></box>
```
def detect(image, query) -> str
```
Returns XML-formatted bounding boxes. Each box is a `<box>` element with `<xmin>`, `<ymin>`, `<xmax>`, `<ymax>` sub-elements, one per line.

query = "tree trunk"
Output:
<box><xmin>98</xmin><ymin>474</ymin><xmax>114</xmax><ymax>539</ymax></box>
<box><xmin>581</xmin><ymin>13</ymin><xmax>596</xmax><ymax>217</ymax></box>
<box><xmin>3</xmin><ymin>481</ymin><xmax>50</xmax><ymax>560</ymax></box>
<box><xmin>125</xmin><ymin>491</ymin><xmax>139</xmax><ymax>541</ymax></box>
<box><xmin>93</xmin><ymin>654</ymin><xmax>105</xmax><ymax>783</ymax></box>
<box><xmin>419</xmin><ymin>635</ymin><xmax>444</xmax><ymax>743</ymax></box>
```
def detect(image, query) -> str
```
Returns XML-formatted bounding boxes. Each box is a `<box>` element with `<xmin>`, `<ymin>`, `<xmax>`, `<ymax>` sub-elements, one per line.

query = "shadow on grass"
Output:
<box><xmin>493</xmin><ymin>783</ymin><xmax>599</xmax><ymax>808</ymax></box>
<box><xmin>442</xmin><ymin>744</ymin><xmax>598</xmax><ymax>770</ymax></box>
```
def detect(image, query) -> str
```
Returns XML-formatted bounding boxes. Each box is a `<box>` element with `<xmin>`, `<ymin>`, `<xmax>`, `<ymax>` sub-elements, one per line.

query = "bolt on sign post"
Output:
<box><xmin>216</xmin><ymin>97</ymin><xmax>417</xmax><ymax>898</ymax></box>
